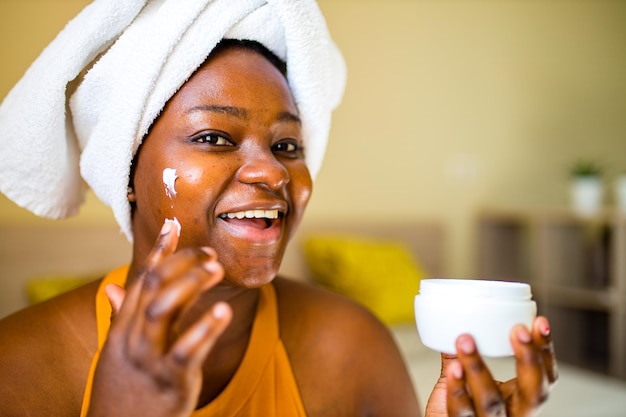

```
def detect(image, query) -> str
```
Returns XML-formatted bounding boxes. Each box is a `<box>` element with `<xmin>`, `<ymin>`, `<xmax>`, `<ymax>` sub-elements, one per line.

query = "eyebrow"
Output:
<box><xmin>276</xmin><ymin>111</ymin><xmax>301</xmax><ymax>125</ymax></box>
<box><xmin>186</xmin><ymin>104</ymin><xmax>301</xmax><ymax>125</ymax></box>
<box><xmin>187</xmin><ymin>104</ymin><xmax>248</xmax><ymax>119</ymax></box>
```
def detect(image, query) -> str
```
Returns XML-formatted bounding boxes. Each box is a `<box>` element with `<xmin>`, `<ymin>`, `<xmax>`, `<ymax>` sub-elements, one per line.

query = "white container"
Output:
<box><xmin>414</xmin><ymin>279</ymin><xmax>536</xmax><ymax>357</ymax></box>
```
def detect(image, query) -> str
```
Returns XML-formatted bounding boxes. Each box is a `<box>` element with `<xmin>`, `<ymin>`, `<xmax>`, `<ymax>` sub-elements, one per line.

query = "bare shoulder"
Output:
<box><xmin>274</xmin><ymin>276</ymin><xmax>389</xmax><ymax>343</ymax></box>
<box><xmin>273</xmin><ymin>277</ymin><xmax>420</xmax><ymax>417</ymax></box>
<box><xmin>0</xmin><ymin>279</ymin><xmax>101</xmax><ymax>416</ymax></box>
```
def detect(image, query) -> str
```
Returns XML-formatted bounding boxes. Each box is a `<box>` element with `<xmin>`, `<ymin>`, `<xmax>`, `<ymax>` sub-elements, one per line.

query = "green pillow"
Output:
<box><xmin>303</xmin><ymin>235</ymin><xmax>426</xmax><ymax>325</ymax></box>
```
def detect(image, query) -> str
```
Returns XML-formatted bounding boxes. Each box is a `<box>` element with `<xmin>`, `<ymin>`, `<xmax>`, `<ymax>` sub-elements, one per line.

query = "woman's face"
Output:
<box><xmin>131</xmin><ymin>46</ymin><xmax>312</xmax><ymax>287</ymax></box>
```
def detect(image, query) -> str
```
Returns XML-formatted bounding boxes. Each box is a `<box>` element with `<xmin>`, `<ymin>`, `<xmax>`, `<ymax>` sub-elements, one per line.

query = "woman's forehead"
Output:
<box><xmin>169</xmin><ymin>47</ymin><xmax>297</xmax><ymax>114</ymax></box>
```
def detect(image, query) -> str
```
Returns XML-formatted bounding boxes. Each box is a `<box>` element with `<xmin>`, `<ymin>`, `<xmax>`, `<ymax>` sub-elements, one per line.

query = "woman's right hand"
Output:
<box><xmin>86</xmin><ymin>220</ymin><xmax>232</xmax><ymax>417</ymax></box>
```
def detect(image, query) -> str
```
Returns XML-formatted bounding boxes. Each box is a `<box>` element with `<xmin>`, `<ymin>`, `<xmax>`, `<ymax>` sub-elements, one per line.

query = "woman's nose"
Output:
<box><xmin>236</xmin><ymin>149</ymin><xmax>290</xmax><ymax>190</ymax></box>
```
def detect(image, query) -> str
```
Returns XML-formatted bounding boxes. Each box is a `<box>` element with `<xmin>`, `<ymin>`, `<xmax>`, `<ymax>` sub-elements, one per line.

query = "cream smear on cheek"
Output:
<box><xmin>163</xmin><ymin>168</ymin><xmax>178</xmax><ymax>199</ymax></box>
<box><xmin>162</xmin><ymin>168</ymin><xmax>181</xmax><ymax>234</ymax></box>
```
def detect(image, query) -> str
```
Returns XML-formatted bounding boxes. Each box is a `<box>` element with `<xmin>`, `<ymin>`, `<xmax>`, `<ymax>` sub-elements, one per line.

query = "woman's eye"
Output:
<box><xmin>273</xmin><ymin>140</ymin><xmax>300</xmax><ymax>154</ymax></box>
<box><xmin>193</xmin><ymin>133</ymin><xmax>232</xmax><ymax>146</ymax></box>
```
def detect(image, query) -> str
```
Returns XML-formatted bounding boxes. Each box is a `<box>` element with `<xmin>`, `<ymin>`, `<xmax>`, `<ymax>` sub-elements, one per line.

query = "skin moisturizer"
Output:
<box><xmin>414</xmin><ymin>279</ymin><xmax>536</xmax><ymax>357</ymax></box>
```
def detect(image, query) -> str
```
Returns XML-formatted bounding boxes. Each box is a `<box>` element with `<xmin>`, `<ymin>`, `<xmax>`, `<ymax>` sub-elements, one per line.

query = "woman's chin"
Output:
<box><xmin>222</xmin><ymin>267</ymin><xmax>280</xmax><ymax>289</ymax></box>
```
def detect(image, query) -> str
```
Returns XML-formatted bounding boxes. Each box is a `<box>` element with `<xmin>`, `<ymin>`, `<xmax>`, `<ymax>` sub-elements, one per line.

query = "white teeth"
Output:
<box><xmin>221</xmin><ymin>209</ymin><xmax>279</xmax><ymax>219</ymax></box>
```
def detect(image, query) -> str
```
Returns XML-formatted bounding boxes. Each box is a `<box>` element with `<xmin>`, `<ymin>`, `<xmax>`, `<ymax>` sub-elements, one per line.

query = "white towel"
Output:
<box><xmin>0</xmin><ymin>0</ymin><xmax>346</xmax><ymax>241</ymax></box>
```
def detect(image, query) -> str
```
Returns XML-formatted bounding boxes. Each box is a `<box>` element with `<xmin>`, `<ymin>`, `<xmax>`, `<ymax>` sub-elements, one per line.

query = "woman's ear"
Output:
<box><xmin>127</xmin><ymin>186</ymin><xmax>136</xmax><ymax>203</ymax></box>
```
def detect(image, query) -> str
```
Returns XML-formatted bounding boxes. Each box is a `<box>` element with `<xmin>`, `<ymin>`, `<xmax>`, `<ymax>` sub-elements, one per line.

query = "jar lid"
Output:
<box><xmin>418</xmin><ymin>279</ymin><xmax>532</xmax><ymax>300</ymax></box>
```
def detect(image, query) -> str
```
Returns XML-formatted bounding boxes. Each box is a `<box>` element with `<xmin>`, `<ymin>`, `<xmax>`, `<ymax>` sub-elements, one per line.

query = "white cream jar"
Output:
<box><xmin>414</xmin><ymin>279</ymin><xmax>536</xmax><ymax>357</ymax></box>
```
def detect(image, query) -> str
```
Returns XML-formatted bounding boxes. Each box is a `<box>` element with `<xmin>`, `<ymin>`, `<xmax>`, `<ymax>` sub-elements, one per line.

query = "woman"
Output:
<box><xmin>0</xmin><ymin>1</ymin><xmax>557</xmax><ymax>416</ymax></box>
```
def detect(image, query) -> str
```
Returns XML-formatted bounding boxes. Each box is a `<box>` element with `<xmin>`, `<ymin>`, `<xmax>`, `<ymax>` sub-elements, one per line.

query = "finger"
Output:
<box><xmin>130</xmin><ymin>254</ymin><xmax>222</xmax><ymax>358</ymax></box>
<box><xmin>135</xmin><ymin>247</ymin><xmax>220</xmax><ymax>325</ymax></box>
<box><xmin>142</xmin><ymin>247</ymin><xmax>218</xmax><ymax>293</ymax></box>
<box><xmin>510</xmin><ymin>324</ymin><xmax>549</xmax><ymax>411</ymax></box>
<box><xmin>169</xmin><ymin>301</ymin><xmax>232</xmax><ymax>368</ymax></box>
<box><xmin>140</xmin><ymin>219</ymin><xmax>182</xmax><ymax>281</ymax></box>
<box><xmin>456</xmin><ymin>334</ymin><xmax>505</xmax><ymax>417</ymax></box>
<box><xmin>497</xmin><ymin>379</ymin><xmax>518</xmax><ymax>401</ymax></box>
<box><xmin>116</xmin><ymin>219</ymin><xmax>181</xmax><ymax>321</ymax></box>
<box><xmin>141</xmin><ymin>261</ymin><xmax>223</xmax><ymax>348</ymax></box>
<box><xmin>145</xmin><ymin>267</ymin><xmax>209</xmax><ymax>323</ymax></box>
<box><xmin>532</xmin><ymin>316</ymin><xmax>558</xmax><ymax>385</ymax></box>
<box><xmin>440</xmin><ymin>353</ymin><xmax>459</xmax><ymax>375</ymax></box>
<box><xmin>445</xmin><ymin>360</ymin><xmax>476</xmax><ymax>416</ymax></box>
<box><xmin>424</xmin><ymin>354</ymin><xmax>458</xmax><ymax>416</ymax></box>
<box><xmin>146</xmin><ymin>259</ymin><xmax>224</xmax><ymax>321</ymax></box>
<box><xmin>104</xmin><ymin>283</ymin><xmax>126</xmax><ymax>321</ymax></box>
<box><xmin>108</xmin><ymin>219</ymin><xmax>181</xmax><ymax>341</ymax></box>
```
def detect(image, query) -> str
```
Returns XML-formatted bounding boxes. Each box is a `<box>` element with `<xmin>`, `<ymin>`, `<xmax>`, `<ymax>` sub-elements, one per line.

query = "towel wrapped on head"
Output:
<box><xmin>0</xmin><ymin>0</ymin><xmax>346</xmax><ymax>241</ymax></box>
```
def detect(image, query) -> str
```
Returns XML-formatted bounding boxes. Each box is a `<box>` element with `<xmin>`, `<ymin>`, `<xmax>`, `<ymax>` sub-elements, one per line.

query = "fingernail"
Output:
<box><xmin>163</xmin><ymin>217</ymin><xmax>181</xmax><ymax>237</ymax></box>
<box><xmin>518</xmin><ymin>326</ymin><xmax>532</xmax><ymax>343</ymax></box>
<box><xmin>204</xmin><ymin>260</ymin><xmax>220</xmax><ymax>273</ymax></box>
<box><xmin>212</xmin><ymin>302</ymin><xmax>229</xmax><ymax>319</ymax></box>
<box><xmin>458</xmin><ymin>335</ymin><xmax>475</xmax><ymax>354</ymax></box>
<box><xmin>540</xmin><ymin>323</ymin><xmax>551</xmax><ymax>337</ymax></box>
<box><xmin>160</xmin><ymin>219</ymin><xmax>174</xmax><ymax>235</ymax></box>
<box><xmin>449</xmin><ymin>361</ymin><xmax>463</xmax><ymax>379</ymax></box>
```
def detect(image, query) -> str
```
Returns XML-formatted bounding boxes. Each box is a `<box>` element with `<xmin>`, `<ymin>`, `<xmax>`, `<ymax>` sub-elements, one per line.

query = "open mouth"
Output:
<box><xmin>218</xmin><ymin>209</ymin><xmax>282</xmax><ymax>229</ymax></box>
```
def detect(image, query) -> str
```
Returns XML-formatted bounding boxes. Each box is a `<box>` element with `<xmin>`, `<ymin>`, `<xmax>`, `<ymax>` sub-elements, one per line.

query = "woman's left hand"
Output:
<box><xmin>425</xmin><ymin>316</ymin><xmax>558</xmax><ymax>417</ymax></box>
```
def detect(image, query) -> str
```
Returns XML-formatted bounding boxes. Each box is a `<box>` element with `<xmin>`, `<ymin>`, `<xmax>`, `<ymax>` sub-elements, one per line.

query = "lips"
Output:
<box><xmin>217</xmin><ymin>208</ymin><xmax>284</xmax><ymax>242</ymax></box>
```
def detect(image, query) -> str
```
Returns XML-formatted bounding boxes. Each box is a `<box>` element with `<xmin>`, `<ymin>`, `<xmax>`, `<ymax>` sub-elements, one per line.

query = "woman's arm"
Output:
<box><xmin>0</xmin><ymin>280</ymin><xmax>100</xmax><ymax>416</ymax></box>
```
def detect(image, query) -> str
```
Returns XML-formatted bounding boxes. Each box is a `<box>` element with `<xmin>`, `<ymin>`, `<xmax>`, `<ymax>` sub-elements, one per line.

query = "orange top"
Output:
<box><xmin>80</xmin><ymin>265</ymin><xmax>307</xmax><ymax>417</ymax></box>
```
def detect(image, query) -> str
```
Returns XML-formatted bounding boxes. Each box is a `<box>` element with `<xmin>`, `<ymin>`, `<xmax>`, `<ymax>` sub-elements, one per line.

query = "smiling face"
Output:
<box><xmin>130</xmin><ymin>44</ymin><xmax>313</xmax><ymax>287</ymax></box>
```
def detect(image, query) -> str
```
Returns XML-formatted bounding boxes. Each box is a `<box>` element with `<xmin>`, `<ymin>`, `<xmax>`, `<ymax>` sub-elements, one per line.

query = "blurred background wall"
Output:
<box><xmin>1</xmin><ymin>0</ymin><xmax>625</xmax><ymax>281</ymax></box>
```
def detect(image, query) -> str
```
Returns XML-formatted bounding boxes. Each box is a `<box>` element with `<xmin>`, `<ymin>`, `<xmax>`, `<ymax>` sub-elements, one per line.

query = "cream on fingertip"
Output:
<box><xmin>164</xmin><ymin>217</ymin><xmax>181</xmax><ymax>237</ymax></box>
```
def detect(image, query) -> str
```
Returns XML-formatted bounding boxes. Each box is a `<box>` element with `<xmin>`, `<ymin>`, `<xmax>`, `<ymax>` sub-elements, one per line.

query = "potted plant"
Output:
<box><xmin>569</xmin><ymin>159</ymin><xmax>604</xmax><ymax>216</ymax></box>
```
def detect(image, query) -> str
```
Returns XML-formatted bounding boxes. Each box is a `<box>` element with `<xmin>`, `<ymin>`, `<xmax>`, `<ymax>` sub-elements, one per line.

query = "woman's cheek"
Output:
<box><xmin>163</xmin><ymin>166</ymin><xmax>213</xmax><ymax>245</ymax></box>
<box><xmin>288</xmin><ymin>165</ymin><xmax>313</xmax><ymax>226</ymax></box>
<box><xmin>181</xmin><ymin>166</ymin><xmax>206</xmax><ymax>186</ymax></box>
<box><xmin>294</xmin><ymin>164</ymin><xmax>313</xmax><ymax>207</ymax></box>
<box><xmin>295</xmin><ymin>181</ymin><xmax>312</xmax><ymax>212</ymax></box>
<box><xmin>156</xmin><ymin>165</ymin><xmax>193</xmax><ymax>217</ymax></box>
